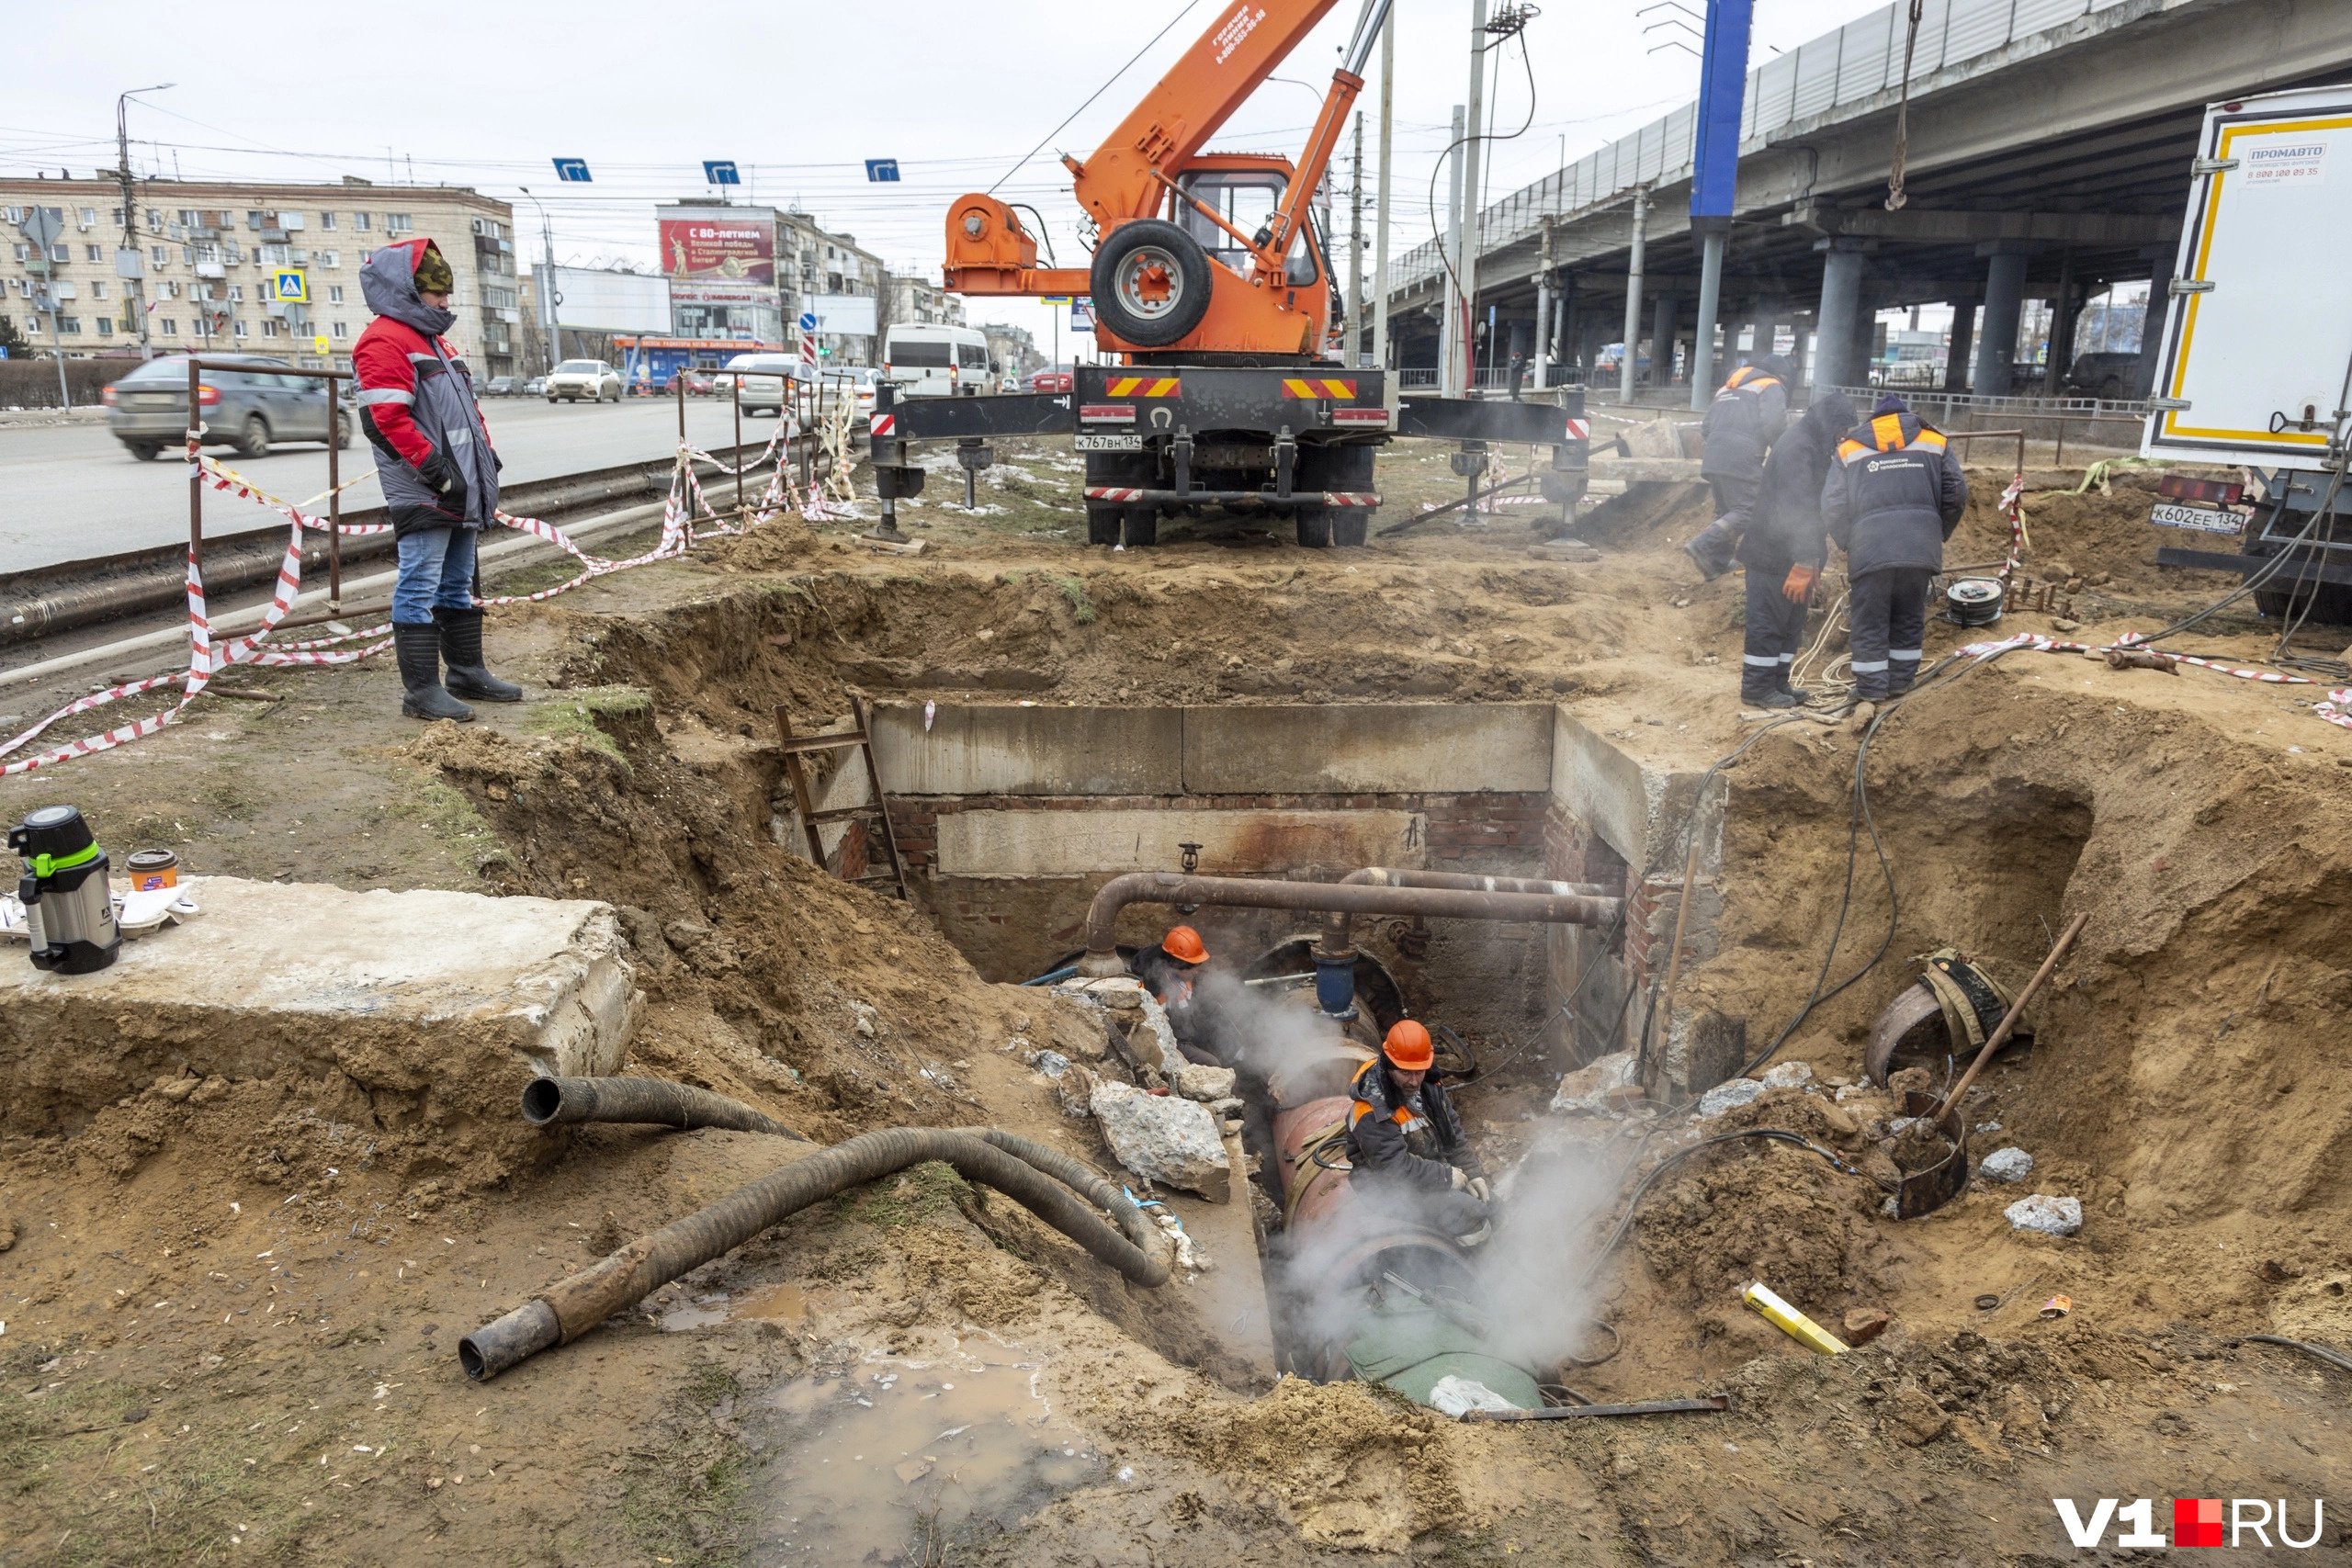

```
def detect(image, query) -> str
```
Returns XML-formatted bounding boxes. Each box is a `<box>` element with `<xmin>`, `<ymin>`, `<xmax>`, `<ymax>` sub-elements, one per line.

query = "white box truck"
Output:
<box><xmin>2144</xmin><ymin>83</ymin><xmax>2352</xmax><ymax>620</ymax></box>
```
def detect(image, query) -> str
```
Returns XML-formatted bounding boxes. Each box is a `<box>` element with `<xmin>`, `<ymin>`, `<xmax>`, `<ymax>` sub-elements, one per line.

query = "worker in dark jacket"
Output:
<box><xmin>1128</xmin><ymin>925</ymin><xmax>1220</xmax><ymax>1066</ymax></box>
<box><xmin>1822</xmin><ymin>394</ymin><xmax>1969</xmax><ymax>703</ymax></box>
<box><xmin>354</xmin><ymin>237</ymin><xmax>516</xmax><ymax>722</ymax></box>
<box><xmin>1733</xmin><ymin>391</ymin><xmax>1859</xmax><ymax>709</ymax></box>
<box><xmin>1686</xmin><ymin>355</ymin><xmax>1794</xmax><ymax>581</ymax></box>
<box><xmin>1344</xmin><ymin>1021</ymin><xmax>1488</xmax><ymax>1242</ymax></box>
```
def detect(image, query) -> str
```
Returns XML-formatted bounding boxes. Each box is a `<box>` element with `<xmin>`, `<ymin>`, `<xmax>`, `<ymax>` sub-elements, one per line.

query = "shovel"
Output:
<box><xmin>1894</xmin><ymin>911</ymin><xmax>2089</xmax><ymax>1220</ymax></box>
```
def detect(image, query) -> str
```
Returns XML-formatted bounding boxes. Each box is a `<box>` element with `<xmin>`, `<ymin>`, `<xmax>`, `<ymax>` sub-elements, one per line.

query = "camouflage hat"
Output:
<box><xmin>413</xmin><ymin>243</ymin><xmax>453</xmax><ymax>296</ymax></box>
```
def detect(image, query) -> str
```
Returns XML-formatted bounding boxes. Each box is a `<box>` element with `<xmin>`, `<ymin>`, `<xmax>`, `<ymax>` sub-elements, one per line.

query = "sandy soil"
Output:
<box><xmin>4</xmin><ymin>428</ymin><xmax>2349</xmax><ymax>1565</ymax></box>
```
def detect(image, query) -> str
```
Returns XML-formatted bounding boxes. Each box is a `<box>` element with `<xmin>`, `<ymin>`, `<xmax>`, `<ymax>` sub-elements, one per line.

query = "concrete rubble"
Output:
<box><xmin>1089</xmin><ymin>1078</ymin><xmax>1230</xmax><ymax>1199</ymax></box>
<box><xmin>1172</xmin><ymin>1063</ymin><xmax>1236</xmax><ymax>1101</ymax></box>
<box><xmin>1550</xmin><ymin>1049</ymin><xmax>1638</xmax><ymax>1113</ymax></box>
<box><xmin>2004</xmin><ymin>1193</ymin><xmax>2084</xmax><ymax>1236</ymax></box>
<box><xmin>1979</xmin><ymin>1146</ymin><xmax>2035</xmax><ymax>1183</ymax></box>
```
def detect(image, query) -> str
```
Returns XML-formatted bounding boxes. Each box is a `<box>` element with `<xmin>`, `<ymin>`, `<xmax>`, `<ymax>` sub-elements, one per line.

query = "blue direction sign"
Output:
<box><xmin>703</xmin><ymin>160</ymin><xmax>741</xmax><ymax>186</ymax></box>
<box><xmin>865</xmin><ymin>159</ymin><xmax>901</xmax><ymax>183</ymax></box>
<box><xmin>552</xmin><ymin>157</ymin><xmax>592</xmax><ymax>183</ymax></box>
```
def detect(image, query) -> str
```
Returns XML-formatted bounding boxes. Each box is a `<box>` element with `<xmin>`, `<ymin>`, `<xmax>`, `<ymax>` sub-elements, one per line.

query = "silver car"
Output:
<box><xmin>104</xmin><ymin>354</ymin><xmax>349</xmax><ymax>461</ymax></box>
<box><xmin>545</xmin><ymin>358</ymin><xmax>623</xmax><ymax>403</ymax></box>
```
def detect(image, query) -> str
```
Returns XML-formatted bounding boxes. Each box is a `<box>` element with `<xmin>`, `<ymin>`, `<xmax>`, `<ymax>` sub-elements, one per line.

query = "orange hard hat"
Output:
<box><xmin>1383</xmin><ymin>1020</ymin><xmax>1434</xmax><ymax>1070</ymax></box>
<box><xmin>1162</xmin><ymin>926</ymin><xmax>1209</xmax><ymax>965</ymax></box>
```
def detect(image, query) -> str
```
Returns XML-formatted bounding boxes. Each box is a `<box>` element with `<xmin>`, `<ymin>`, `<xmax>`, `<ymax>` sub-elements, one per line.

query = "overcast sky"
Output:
<box><xmin>5</xmin><ymin>0</ymin><xmax>1895</xmax><ymax>355</ymax></box>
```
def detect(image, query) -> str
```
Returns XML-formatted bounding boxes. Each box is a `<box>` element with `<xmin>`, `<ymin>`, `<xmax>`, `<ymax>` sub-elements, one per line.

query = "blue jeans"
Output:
<box><xmin>392</xmin><ymin>526</ymin><xmax>478</xmax><ymax>626</ymax></box>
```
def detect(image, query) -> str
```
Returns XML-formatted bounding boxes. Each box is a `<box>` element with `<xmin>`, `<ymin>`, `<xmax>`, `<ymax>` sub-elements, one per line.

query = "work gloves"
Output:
<box><xmin>1782</xmin><ymin>563</ymin><xmax>1818</xmax><ymax>604</ymax></box>
<box><xmin>1449</xmin><ymin>1165</ymin><xmax>1469</xmax><ymax>1191</ymax></box>
<box><xmin>419</xmin><ymin>451</ymin><xmax>469</xmax><ymax>516</ymax></box>
<box><xmin>1467</xmin><ymin>1176</ymin><xmax>1491</xmax><ymax>1204</ymax></box>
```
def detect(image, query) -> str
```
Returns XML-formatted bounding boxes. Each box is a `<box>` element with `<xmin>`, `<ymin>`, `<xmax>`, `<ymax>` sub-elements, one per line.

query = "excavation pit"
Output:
<box><xmin>5</xmin><ymin>449</ymin><xmax>2349</xmax><ymax>1564</ymax></box>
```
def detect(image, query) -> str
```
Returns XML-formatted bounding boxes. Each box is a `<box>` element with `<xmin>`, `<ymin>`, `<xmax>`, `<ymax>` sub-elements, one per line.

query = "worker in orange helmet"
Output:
<box><xmin>1129</xmin><ymin>924</ymin><xmax>1222</xmax><ymax>1066</ymax></box>
<box><xmin>1343</xmin><ymin>1020</ymin><xmax>1490</xmax><ymax>1244</ymax></box>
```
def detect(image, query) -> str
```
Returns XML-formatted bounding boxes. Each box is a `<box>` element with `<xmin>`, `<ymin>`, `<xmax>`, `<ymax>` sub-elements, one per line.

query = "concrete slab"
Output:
<box><xmin>1549</xmin><ymin>705</ymin><xmax>1718</xmax><ymax>871</ymax></box>
<box><xmin>871</xmin><ymin>704</ymin><xmax>1182</xmax><ymax>795</ymax></box>
<box><xmin>933</xmin><ymin>807</ymin><xmax>1428</xmax><ymax>878</ymax></box>
<box><xmin>0</xmin><ymin>876</ymin><xmax>640</xmax><ymax>1140</ymax></box>
<box><xmin>1182</xmin><ymin>704</ymin><xmax>1554</xmax><ymax>795</ymax></box>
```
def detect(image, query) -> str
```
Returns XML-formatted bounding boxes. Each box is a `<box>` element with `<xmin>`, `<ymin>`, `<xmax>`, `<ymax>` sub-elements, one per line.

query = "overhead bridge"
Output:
<box><xmin>1385</xmin><ymin>0</ymin><xmax>2352</xmax><ymax>403</ymax></box>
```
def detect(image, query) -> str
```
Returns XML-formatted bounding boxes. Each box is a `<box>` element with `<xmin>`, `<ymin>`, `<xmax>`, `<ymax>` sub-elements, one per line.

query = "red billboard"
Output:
<box><xmin>658</xmin><ymin>212</ymin><xmax>774</xmax><ymax>288</ymax></box>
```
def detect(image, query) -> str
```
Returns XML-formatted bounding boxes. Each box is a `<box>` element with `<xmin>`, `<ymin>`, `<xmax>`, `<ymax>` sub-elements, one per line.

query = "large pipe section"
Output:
<box><xmin>1313</xmin><ymin>868</ymin><xmax>1611</xmax><ymax>1016</ymax></box>
<box><xmin>520</xmin><ymin>1076</ymin><xmax>809</xmax><ymax>1139</ymax></box>
<box><xmin>462</xmin><ymin>1126</ymin><xmax>1170</xmax><ymax>1380</ymax></box>
<box><xmin>1079</xmin><ymin>872</ymin><xmax>1619</xmax><ymax>980</ymax></box>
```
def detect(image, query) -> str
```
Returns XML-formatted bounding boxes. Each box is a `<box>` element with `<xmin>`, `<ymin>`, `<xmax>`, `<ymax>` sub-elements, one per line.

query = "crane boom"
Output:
<box><xmin>1069</xmin><ymin>0</ymin><xmax>1353</xmax><ymax>227</ymax></box>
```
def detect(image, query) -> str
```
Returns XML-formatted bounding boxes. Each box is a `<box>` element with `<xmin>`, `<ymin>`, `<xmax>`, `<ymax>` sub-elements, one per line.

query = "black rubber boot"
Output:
<box><xmin>1741</xmin><ymin>672</ymin><xmax>1797</xmax><ymax>709</ymax></box>
<box><xmin>435</xmin><ymin>607</ymin><xmax>522</xmax><ymax>703</ymax></box>
<box><xmin>396</xmin><ymin>622</ymin><xmax>475</xmax><ymax>722</ymax></box>
<box><xmin>1684</xmin><ymin>519</ymin><xmax>1739</xmax><ymax>581</ymax></box>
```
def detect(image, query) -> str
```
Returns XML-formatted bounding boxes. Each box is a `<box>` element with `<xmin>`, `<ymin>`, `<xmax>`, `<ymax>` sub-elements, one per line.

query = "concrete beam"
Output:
<box><xmin>934</xmin><ymin>808</ymin><xmax>1428</xmax><ymax>878</ymax></box>
<box><xmin>873</xmin><ymin>704</ymin><xmax>1182</xmax><ymax>795</ymax></box>
<box><xmin>1182</xmin><ymin>704</ymin><xmax>1554</xmax><ymax>795</ymax></box>
<box><xmin>1785</xmin><ymin>205</ymin><xmax>2178</xmax><ymax>247</ymax></box>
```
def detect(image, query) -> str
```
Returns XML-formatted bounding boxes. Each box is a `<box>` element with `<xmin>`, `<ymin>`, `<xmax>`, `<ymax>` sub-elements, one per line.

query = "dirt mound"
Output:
<box><xmin>1634</xmin><ymin>1115</ymin><xmax>1893</xmax><ymax>1317</ymax></box>
<box><xmin>1948</xmin><ymin>464</ymin><xmax>2241</xmax><ymax>604</ymax></box>
<box><xmin>706</xmin><ymin>515</ymin><xmax>818</xmax><ymax>572</ymax></box>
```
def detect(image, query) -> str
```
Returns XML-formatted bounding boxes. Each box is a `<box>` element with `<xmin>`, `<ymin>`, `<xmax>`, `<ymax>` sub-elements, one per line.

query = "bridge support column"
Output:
<box><xmin>1689</xmin><ymin>228</ymin><xmax>1727</xmax><ymax>410</ymax></box>
<box><xmin>1944</xmin><ymin>300</ymin><xmax>1977</xmax><ymax>391</ymax></box>
<box><xmin>1650</xmin><ymin>294</ymin><xmax>1680</xmax><ymax>389</ymax></box>
<box><xmin>2132</xmin><ymin>243</ymin><xmax>2176</xmax><ymax>400</ymax></box>
<box><xmin>1972</xmin><ymin>242</ymin><xmax>2041</xmax><ymax>398</ymax></box>
<box><xmin>1813</xmin><ymin>239</ymin><xmax>1873</xmax><ymax>392</ymax></box>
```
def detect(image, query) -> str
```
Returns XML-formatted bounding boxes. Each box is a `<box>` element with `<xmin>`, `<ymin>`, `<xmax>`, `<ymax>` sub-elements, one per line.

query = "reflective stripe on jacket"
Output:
<box><xmin>353</xmin><ymin>241</ymin><xmax>499</xmax><ymax>533</ymax></box>
<box><xmin>1821</xmin><ymin>411</ymin><xmax>1969</xmax><ymax>578</ymax></box>
<box><xmin>1343</xmin><ymin>1057</ymin><xmax>1478</xmax><ymax>1192</ymax></box>
<box><xmin>1700</xmin><ymin>366</ymin><xmax>1789</xmax><ymax>480</ymax></box>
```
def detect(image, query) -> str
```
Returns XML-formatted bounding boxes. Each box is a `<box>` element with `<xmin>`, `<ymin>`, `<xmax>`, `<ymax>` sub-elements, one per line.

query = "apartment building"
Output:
<box><xmin>2</xmin><ymin>175</ymin><xmax>518</xmax><ymax>378</ymax></box>
<box><xmin>884</xmin><ymin>272</ymin><xmax>967</xmax><ymax>331</ymax></box>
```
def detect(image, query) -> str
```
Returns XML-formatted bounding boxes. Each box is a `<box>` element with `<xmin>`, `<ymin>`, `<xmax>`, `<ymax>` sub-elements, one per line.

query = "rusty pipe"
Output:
<box><xmin>1079</xmin><ymin>871</ymin><xmax>1620</xmax><ymax>976</ymax></box>
<box><xmin>1317</xmin><ymin>867</ymin><xmax>1612</xmax><ymax>958</ymax></box>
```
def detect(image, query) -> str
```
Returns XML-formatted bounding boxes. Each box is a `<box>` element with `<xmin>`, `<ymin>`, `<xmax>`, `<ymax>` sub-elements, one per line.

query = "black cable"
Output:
<box><xmin>1423</xmin><ymin>28</ymin><xmax>1542</xmax><ymax>357</ymax></box>
<box><xmin>986</xmin><ymin>1</ymin><xmax>1204</xmax><ymax>197</ymax></box>
<box><xmin>2242</xmin><ymin>1334</ymin><xmax>2352</xmax><ymax>1378</ymax></box>
<box><xmin>1007</xmin><ymin>203</ymin><xmax>1060</xmax><ymax>267</ymax></box>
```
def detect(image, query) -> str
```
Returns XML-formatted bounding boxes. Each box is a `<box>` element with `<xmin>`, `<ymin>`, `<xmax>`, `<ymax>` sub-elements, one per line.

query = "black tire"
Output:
<box><xmin>1333</xmin><ymin>511</ymin><xmax>1367</xmax><ymax>547</ymax></box>
<box><xmin>235</xmin><ymin>414</ymin><xmax>269</xmax><ymax>458</ymax></box>
<box><xmin>125</xmin><ymin>440</ymin><xmax>164</xmax><ymax>462</ymax></box>
<box><xmin>1295</xmin><ymin>508</ymin><xmax>1332</xmax><ymax>548</ymax></box>
<box><xmin>334</xmin><ymin>413</ymin><xmax>353</xmax><ymax>450</ymax></box>
<box><xmin>1085</xmin><ymin>504</ymin><xmax>1124</xmax><ymax>546</ymax></box>
<box><xmin>1089</xmin><ymin>219</ymin><xmax>1213</xmax><ymax>348</ymax></box>
<box><xmin>1122</xmin><ymin>507</ymin><xmax>1159</xmax><ymax>548</ymax></box>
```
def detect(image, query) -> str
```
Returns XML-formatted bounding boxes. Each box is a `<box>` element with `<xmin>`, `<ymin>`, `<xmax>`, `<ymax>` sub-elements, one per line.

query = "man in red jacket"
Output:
<box><xmin>352</xmin><ymin>238</ymin><xmax>519</xmax><ymax>720</ymax></box>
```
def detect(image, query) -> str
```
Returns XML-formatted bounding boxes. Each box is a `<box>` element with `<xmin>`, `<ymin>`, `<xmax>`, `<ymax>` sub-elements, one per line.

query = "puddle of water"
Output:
<box><xmin>660</xmin><ymin>1281</ymin><xmax>810</xmax><ymax>1334</ymax></box>
<box><xmin>747</xmin><ymin>1337</ymin><xmax>1103</xmax><ymax>1563</ymax></box>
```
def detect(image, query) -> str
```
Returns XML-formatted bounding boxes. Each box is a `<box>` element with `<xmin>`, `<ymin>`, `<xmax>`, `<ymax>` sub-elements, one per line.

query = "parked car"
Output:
<box><xmin>545</xmin><ymin>358</ymin><xmax>623</xmax><ymax>402</ymax></box>
<box><xmin>103</xmin><ymin>354</ymin><xmax>350</xmax><ymax>461</ymax></box>
<box><xmin>666</xmin><ymin>369</ymin><xmax>717</xmax><ymax>397</ymax></box>
<box><xmin>1023</xmin><ymin>366</ymin><xmax>1074</xmax><ymax>393</ymax></box>
<box><xmin>999</xmin><ymin>375</ymin><xmax>1022</xmax><ymax>393</ymax></box>
<box><xmin>481</xmin><ymin>375</ymin><xmax>522</xmax><ymax>397</ymax></box>
<box><xmin>523</xmin><ymin>376</ymin><xmax>547</xmax><ymax>396</ymax></box>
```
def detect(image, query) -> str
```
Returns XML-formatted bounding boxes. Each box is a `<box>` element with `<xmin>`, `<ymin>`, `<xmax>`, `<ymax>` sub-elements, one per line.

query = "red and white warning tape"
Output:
<box><xmin>4</xmin><ymin>431</ymin><xmax>808</xmax><ymax>775</ymax></box>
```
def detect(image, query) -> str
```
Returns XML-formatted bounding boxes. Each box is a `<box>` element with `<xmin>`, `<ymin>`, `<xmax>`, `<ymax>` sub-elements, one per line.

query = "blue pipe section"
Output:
<box><xmin>1315</xmin><ymin>952</ymin><xmax>1358</xmax><ymax>1020</ymax></box>
<box><xmin>1019</xmin><ymin>964</ymin><xmax>1080</xmax><ymax>987</ymax></box>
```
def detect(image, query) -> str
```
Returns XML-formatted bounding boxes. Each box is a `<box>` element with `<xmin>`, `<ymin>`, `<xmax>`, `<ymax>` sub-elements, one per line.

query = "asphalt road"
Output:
<box><xmin>0</xmin><ymin>395</ymin><xmax>776</xmax><ymax>577</ymax></box>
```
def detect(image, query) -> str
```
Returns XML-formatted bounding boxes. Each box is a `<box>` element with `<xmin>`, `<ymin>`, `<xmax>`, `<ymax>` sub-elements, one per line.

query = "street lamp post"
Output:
<box><xmin>114</xmin><ymin>84</ymin><xmax>174</xmax><ymax>363</ymax></box>
<box><xmin>517</xmin><ymin>186</ymin><xmax>558</xmax><ymax>373</ymax></box>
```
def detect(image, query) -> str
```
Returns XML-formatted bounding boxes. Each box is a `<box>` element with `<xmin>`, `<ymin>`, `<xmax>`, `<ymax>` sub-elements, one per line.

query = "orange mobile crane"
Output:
<box><xmin>867</xmin><ymin>0</ymin><xmax>1589</xmax><ymax>548</ymax></box>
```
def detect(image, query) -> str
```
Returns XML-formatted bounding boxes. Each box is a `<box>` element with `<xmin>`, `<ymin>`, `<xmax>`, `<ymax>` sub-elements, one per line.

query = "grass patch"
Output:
<box><xmin>841</xmin><ymin>1161</ymin><xmax>975</xmax><ymax>1230</ymax></box>
<box><xmin>620</xmin><ymin>1358</ymin><xmax>757</xmax><ymax>1568</ymax></box>
<box><xmin>1053</xmin><ymin>576</ymin><xmax>1098</xmax><ymax>624</ymax></box>
<box><xmin>393</xmin><ymin>774</ymin><xmax>509</xmax><ymax>875</ymax></box>
<box><xmin>485</xmin><ymin>519</ymin><xmax>670</xmax><ymax>597</ymax></box>
<box><xmin>522</xmin><ymin>685</ymin><xmax>650</xmax><ymax>768</ymax></box>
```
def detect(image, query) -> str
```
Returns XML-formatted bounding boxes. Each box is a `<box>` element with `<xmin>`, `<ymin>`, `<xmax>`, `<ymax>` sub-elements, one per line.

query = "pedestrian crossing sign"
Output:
<box><xmin>274</xmin><ymin>269</ymin><xmax>308</xmax><ymax>303</ymax></box>
<box><xmin>312</xmin><ymin>335</ymin><xmax>330</xmax><ymax>355</ymax></box>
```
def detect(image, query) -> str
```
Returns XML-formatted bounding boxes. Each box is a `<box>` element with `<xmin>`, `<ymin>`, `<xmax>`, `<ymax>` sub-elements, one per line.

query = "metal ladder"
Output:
<box><xmin>772</xmin><ymin>696</ymin><xmax>909</xmax><ymax>900</ymax></box>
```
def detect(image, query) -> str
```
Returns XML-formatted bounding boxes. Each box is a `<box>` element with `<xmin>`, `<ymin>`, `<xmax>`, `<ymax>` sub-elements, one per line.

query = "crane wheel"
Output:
<box><xmin>1091</xmin><ymin>220</ymin><xmax>1213</xmax><ymax>348</ymax></box>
